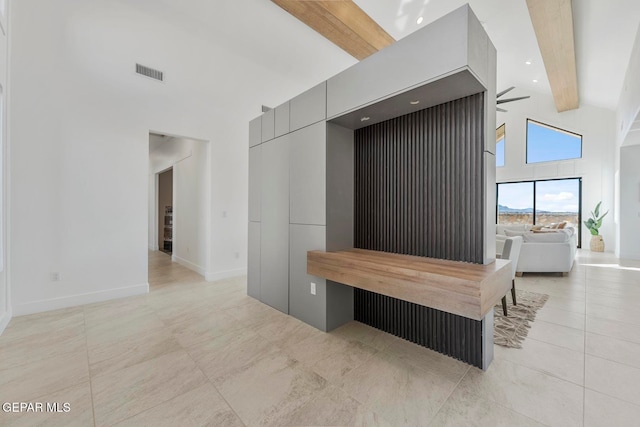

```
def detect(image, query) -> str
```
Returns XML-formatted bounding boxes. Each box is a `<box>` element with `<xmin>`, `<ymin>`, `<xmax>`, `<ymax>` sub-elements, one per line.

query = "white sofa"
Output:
<box><xmin>496</xmin><ymin>224</ymin><xmax>577</xmax><ymax>275</ymax></box>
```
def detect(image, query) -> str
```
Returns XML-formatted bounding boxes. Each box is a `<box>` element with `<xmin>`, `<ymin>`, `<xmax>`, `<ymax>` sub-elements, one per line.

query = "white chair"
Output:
<box><xmin>501</xmin><ymin>236</ymin><xmax>523</xmax><ymax>316</ymax></box>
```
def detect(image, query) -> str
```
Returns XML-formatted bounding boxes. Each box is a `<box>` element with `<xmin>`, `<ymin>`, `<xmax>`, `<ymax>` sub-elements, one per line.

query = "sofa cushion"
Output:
<box><xmin>497</xmin><ymin>224</ymin><xmax>531</xmax><ymax>235</ymax></box>
<box><xmin>504</xmin><ymin>229</ymin><xmax>527</xmax><ymax>237</ymax></box>
<box><xmin>523</xmin><ymin>231</ymin><xmax>570</xmax><ymax>243</ymax></box>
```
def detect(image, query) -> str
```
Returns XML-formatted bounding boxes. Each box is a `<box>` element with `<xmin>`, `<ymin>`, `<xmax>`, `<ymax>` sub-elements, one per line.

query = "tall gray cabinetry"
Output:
<box><xmin>247</xmin><ymin>84</ymin><xmax>355</xmax><ymax>331</ymax></box>
<box><xmin>248</xmin><ymin>5</ymin><xmax>496</xmax><ymax>340</ymax></box>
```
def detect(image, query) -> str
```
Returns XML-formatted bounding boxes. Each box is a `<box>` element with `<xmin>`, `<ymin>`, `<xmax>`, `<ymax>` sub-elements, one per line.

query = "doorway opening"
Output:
<box><xmin>148</xmin><ymin>132</ymin><xmax>210</xmax><ymax>279</ymax></box>
<box><xmin>158</xmin><ymin>168</ymin><xmax>173</xmax><ymax>255</ymax></box>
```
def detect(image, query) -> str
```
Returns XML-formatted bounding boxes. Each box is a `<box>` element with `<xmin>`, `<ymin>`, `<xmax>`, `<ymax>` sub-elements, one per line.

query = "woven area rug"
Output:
<box><xmin>494</xmin><ymin>289</ymin><xmax>549</xmax><ymax>348</ymax></box>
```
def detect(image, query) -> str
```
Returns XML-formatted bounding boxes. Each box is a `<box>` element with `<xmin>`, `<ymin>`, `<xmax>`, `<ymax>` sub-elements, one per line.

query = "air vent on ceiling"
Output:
<box><xmin>136</xmin><ymin>63</ymin><xmax>164</xmax><ymax>82</ymax></box>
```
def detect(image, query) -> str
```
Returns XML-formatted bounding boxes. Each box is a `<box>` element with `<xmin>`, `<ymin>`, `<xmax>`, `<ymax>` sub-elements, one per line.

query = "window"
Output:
<box><xmin>527</xmin><ymin>119</ymin><xmax>582</xmax><ymax>163</ymax></box>
<box><xmin>496</xmin><ymin>124</ymin><xmax>505</xmax><ymax>167</ymax></box>
<box><xmin>535</xmin><ymin>179</ymin><xmax>581</xmax><ymax>227</ymax></box>
<box><xmin>497</xmin><ymin>178</ymin><xmax>582</xmax><ymax>247</ymax></box>
<box><xmin>497</xmin><ymin>182</ymin><xmax>534</xmax><ymax>225</ymax></box>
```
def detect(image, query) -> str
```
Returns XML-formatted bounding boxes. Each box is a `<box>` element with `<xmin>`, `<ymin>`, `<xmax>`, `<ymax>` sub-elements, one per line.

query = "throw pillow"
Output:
<box><xmin>531</xmin><ymin>225</ymin><xmax>543</xmax><ymax>231</ymax></box>
<box><xmin>557</xmin><ymin>221</ymin><xmax>568</xmax><ymax>229</ymax></box>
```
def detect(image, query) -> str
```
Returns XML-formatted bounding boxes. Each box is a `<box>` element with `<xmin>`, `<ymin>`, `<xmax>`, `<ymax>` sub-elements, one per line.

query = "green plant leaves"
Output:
<box><xmin>585</xmin><ymin>202</ymin><xmax>608</xmax><ymax>235</ymax></box>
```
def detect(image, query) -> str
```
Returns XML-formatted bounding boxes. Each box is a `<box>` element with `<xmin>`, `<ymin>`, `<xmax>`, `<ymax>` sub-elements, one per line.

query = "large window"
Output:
<box><xmin>527</xmin><ymin>119</ymin><xmax>582</xmax><ymax>164</ymax></box>
<box><xmin>497</xmin><ymin>178</ymin><xmax>582</xmax><ymax>246</ymax></box>
<box><xmin>497</xmin><ymin>182</ymin><xmax>533</xmax><ymax>224</ymax></box>
<box><xmin>496</xmin><ymin>124</ymin><xmax>505</xmax><ymax>167</ymax></box>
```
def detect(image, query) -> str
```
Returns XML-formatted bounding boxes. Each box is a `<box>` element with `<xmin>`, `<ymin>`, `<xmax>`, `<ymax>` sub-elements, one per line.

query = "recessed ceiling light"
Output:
<box><xmin>525</xmin><ymin>60</ymin><xmax>532</xmax><ymax>65</ymax></box>
<box><xmin>532</xmin><ymin>79</ymin><xmax>538</xmax><ymax>83</ymax></box>
<box><xmin>360</xmin><ymin>116</ymin><xmax>370</xmax><ymax>122</ymax></box>
<box><xmin>417</xmin><ymin>16</ymin><xmax>424</xmax><ymax>24</ymax></box>
<box><xmin>410</xmin><ymin>100</ymin><xmax>420</xmax><ymax>105</ymax></box>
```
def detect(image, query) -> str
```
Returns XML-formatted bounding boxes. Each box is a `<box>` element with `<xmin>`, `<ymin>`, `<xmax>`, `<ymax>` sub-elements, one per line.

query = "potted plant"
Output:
<box><xmin>584</xmin><ymin>201</ymin><xmax>608</xmax><ymax>252</ymax></box>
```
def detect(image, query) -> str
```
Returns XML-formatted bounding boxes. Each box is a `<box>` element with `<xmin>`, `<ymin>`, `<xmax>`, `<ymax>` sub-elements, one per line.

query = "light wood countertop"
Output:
<box><xmin>307</xmin><ymin>249</ymin><xmax>512</xmax><ymax>321</ymax></box>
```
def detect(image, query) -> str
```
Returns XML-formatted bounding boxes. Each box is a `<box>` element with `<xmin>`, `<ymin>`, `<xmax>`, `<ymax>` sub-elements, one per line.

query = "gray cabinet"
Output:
<box><xmin>248</xmin><ymin>222</ymin><xmax>261</xmax><ymax>299</ymax></box>
<box><xmin>289</xmin><ymin>122</ymin><xmax>326</xmax><ymax>226</ymax></box>
<box><xmin>260</xmin><ymin>135</ymin><xmax>290</xmax><ymax>313</ymax></box>
<box><xmin>275</xmin><ymin>102</ymin><xmax>290</xmax><ymax>137</ymax></box>
<box><xmin>290</xmin><ymin>82</ymin><xmax>327</xmax><ymax>132</ymax></box>
<box><xmin>326</xmin><ymin>7</ymin><xmax>469</xmax><ymax>118</ymax></box>
<box><xmin>261</xmin><ymin>109</ymin><xmax>275</xmax><ymax>142</ymax></box>
<box><xmin>289</xmin><ymin>224</ymin><xmax>326</xmax><ymax>330</ymax></box>
<box><xmin>249</xmin><ymin>146</ymin><xmax>261</xmax><ymax>222</ymax></box>
<box><xmin>249</xmin><ymin>117</ymin><xmax>261</xmax><ymax>147</ymax></box>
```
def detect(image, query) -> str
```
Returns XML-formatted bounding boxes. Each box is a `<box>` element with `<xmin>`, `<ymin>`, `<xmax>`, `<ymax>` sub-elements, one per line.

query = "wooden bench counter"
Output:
<box><xmin>307</xmin><ymin>248</ymin><xmax>511</xmax><ymax>321</ymax></box>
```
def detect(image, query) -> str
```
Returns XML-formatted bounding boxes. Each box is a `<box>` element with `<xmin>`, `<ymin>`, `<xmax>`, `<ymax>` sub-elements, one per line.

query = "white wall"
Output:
<box><xmin>0</xmin><ymin>0</ymin><xmax>9</xmax><ymax>333</ymax></box>
<box><xmin>9</xmin><ymin>0</ymin><xmax>354</xmax><ymax>315</ymax></box>
<box><xmin>616</xmin><ymin>25</ymin><xmax>640</xmax><ymax>147</ymax></box>
<box><xmin>619</xmin><ymin>144</ymin><xmax>640</xmax><ymax>259</ymax></box>
<box><xmin>615</xmin><ymin>25</ymin><xmax>640</xmax><ymax>259</ymax></box>
<box><xmin>496</xmin><ymin>90</ymin><xmax>617</xmax><ymax>250</ymax></box>
<box><xmin>149</xmin><ymin>136</ymin><xmax>208</xmax><ymax>275</ymax></box>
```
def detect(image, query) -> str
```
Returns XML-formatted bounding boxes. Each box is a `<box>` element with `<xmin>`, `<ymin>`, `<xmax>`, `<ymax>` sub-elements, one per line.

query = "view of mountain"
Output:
<box><xmin>498</xmin><ymin>204</ymin><xmax>552</xmax><ymax>213</ymax></box>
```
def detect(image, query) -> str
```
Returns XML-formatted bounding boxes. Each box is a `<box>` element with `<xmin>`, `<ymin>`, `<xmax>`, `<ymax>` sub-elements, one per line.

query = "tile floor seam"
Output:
<box><xmin>426</xmin><ymin>364</ymin><xmax>471</xmax><ymax>426</ymax></box>
<box><xmin>585</xmin><ymin>388</ymin><xmax>640</xmax><ymax>410</ymax></box>
<box><xmin>88</xmin><ymin>349</ymin><xmax>199</xmax><ymax>424</ymax></box>
<box><xmin>582</xmin><ymin>328</ymin><xmax>640</xmax><ymax>345</ymax></box>
<box><xmin>164</xmin><ymin>289</ymin><xmax>248</xmax><ymax>427</ymax></box>
<box><xmin>583</xmin><ymin>384</ymin><xmax>640</xmax><ymax>409</ymax></box>
<box><xmin>376</xmin><ymin>340</ymin><xmax>469</xmax><ymax>383</ymax></box>
<box><xmin>82</xmin><ymin>307</ymin><xmax>98</xmax><ymax>427</ymax></box>
<box><xmin>538</xmin><ymin>303</ymin><xmax>587</xmax><ymax>316</ymax></box>
<box><xmin>582</xmin><ymin>264</ymin><xmax>588</xmax><ymax>427</ymax></box>
<box><xmin>584</xmin><ymin>312</ymin><xmax>640</xmax><ymax>328</ymax></box>
<box><xmin>0</xmin><ymin>360</ymin><xmax>91</xmax><ymax>410</ymax></box>
<box><xmin>490</xmin><ymin>354</ymin><xmax>586</xmax><ymax>389</ymax></box>
<box><xmin>438</xmin><ymin>379</ymin><xmax>553</xmax><ymax>427</ymax></box>
<box><xmin>529</xmin><ymin>318</ymin><xmax>586</xmax><ymax>334</ymax></box>
<box><xmin>584</xmin><ymin>351</ymin><xmax>640</xmax><ymax>373</ymax></box>
<box><xmin>523</xmin><ymin>335</ymin><xmax>587</xmax><ymax>355</ymax></box>
<box><xmin>304</xmin><ymin>345</ymin><xmax>380</xmax><ymax>392</ymax></box>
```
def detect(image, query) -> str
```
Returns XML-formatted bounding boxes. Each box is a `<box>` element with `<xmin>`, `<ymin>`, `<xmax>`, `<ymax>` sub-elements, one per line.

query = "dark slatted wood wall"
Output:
<box><xmin>353</xmin><ymin>93</ymin><xmax>487</xmax><ymax>367</ymax></box>
<box><xmin>354</xmin><ymin>289</ymin><xmax>483</xmax><ymax>368</ymax></box>
<box><xmin>354</xmin><ymin>93</ymin><xmax>485</xmax><ymax>264</ymax></box>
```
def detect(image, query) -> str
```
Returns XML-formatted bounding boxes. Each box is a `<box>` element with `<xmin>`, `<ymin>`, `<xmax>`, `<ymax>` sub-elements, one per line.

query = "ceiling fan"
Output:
<box><xmin>497</xmin><ymin>87</ymin><xmax>530</xmax><ymax>112</ymax></box>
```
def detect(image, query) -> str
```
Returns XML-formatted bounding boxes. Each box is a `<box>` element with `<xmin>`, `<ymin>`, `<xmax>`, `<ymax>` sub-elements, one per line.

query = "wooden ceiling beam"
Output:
<box><xmin>526</xmin><ymin>0</ymin><xmax>579</xmax><ymax>112</ymax></box>
<box><xmin>272</xmin><ymin>0</ymin><xmax>395</xmax><ymax>61</ymax></box>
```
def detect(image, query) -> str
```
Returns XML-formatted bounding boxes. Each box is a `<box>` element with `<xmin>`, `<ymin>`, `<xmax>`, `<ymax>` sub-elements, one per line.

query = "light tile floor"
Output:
<box><xmin>1</xmin><ymin>250</ymin><xmax>639</xmax><ymax>426</ymax></box>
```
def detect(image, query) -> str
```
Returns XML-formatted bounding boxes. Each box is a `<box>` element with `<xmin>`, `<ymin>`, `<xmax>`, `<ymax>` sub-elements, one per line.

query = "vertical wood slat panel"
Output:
<box><xmin>353</xmin><ymin>94</ymin><xmax>486</xmax><ymax>368</ymax></box>
<box><xmin>353</xmin><ymin>93</ymin><xmax>485</xmax><ymax>263</ymax></box>
<box><xmin>354</xmin><ymin>288</ymin><xmax>484</xmax><ymax>368</ymax></box>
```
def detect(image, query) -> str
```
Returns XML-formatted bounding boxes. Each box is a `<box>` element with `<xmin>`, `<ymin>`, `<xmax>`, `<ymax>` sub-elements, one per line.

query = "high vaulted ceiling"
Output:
<box><xmin>355</xmin><ymin>0</ymin><xmax>639</xmax><ymax>111</ymax></box>
<box><xmin>124</xmin><ymin>0</ymin><xmax>638</xmax><ymax>112</ymax></box>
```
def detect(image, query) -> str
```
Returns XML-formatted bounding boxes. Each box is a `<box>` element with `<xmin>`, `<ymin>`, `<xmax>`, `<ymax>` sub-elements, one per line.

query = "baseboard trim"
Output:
<box><xmin>172</xmin><ymin>255</ymin><xmax>205</xmax><ymax>275</ymax></box>
<box><xmin>13</xmin><ymin>283</ymin><xmax>149</xmax><ymax>316</ymax></box>
<box><xmin>205</xmin><ymin>268</ymin><xmax>247</xmax><ymax>282</ymax></box>
<box><xmin>0</xmin><ymin>307</ymin><xmax>13</xmax><ymax>335</ymax></box>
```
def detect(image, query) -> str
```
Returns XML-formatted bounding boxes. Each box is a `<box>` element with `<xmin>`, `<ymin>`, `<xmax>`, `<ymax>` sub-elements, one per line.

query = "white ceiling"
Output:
<box><xmin>355</xmin><ymin>0</ymin><xmax>640</xmax><ymax>111</ymax></box>
<box><xmin>120</xmin><ymin>0</ymin><xmax>638</xmax><ymax>112</ymax></box>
